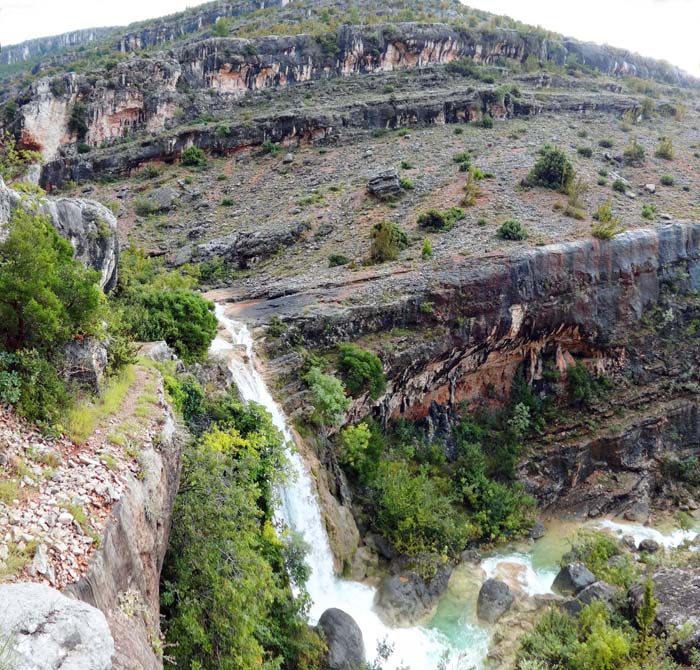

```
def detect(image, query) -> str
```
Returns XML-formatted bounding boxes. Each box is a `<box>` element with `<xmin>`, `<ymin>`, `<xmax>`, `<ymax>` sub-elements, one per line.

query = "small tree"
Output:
<box><xmin>0</xmin><ymin>132</ymin><xmax>42</xmax><ymax>182</ymax></box>
<box><xmin>655</xmin><ymin>136</ymin><xmax>674</xmax><ymax>160</ymax></box>
<box><xmin>497</xmin><ymin>220</ymin><xmax>528</xmax><ymax>240</ymax></box>
<box><xmin>338</xmin><ymin>343</ymin><xmax>386</xmax><ymax>400</ymax></box>
<box><xmin>527</xmin><ymin>145</ymin><xmax>575</xmax><ymax>191</ymax></box>
<box><xmin>304</xmin><ymin>367</ymin><xmax>350</xmax><ymax>427</ymax></box>
<box><xmin>421</xmin><ymin>238</ymin><xmax>433</xmax><ymax>259</ymax></box>
<box><xmin>369</xmin><ymin>221</ymin><xmax>408</xmax><ymax>263</ymax></box>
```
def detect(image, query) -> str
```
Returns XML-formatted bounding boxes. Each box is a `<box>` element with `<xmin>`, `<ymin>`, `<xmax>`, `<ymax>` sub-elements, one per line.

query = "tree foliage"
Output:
<box><xmin>527</xmin><ymin>144</ymin><xmax>575</xmax><ymax>191</ymax></box>
<box><xmin>337</xmin><ymin>343</ymin><xmax>386</xmax><ymax>400</ymax></box>
<box><xmin>0</xmin><ymin>132</ymin><xmax>42</xmax><ymax>182</ymax></box>
<box><xmin>304</xmin><ymin>366</ymin><xmax>350</xmax><ymax>427</ymax></box>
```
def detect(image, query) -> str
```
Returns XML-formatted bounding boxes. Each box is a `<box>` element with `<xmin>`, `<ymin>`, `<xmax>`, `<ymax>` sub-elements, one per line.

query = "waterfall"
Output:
<box><xmin>211</xmin><ymin>304</ymin><xmax>490</xmax><ymax>670</ymax></box>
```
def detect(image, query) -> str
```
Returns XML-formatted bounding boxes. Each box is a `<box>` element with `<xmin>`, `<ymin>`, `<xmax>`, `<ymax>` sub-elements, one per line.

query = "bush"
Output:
<box><xmin>655</xmin><ymin>136</ymin><xmax>674</xmax><ymax>160</ymax></box>
<box><xmin>369</xmin><ymin>220</ymin><xmax>408</xmax><ymax>263</ymax></box>
<box><xmin>660</xmin><ymin>174</ymin><xmax>675</xmax><ymax>186</ymax></box>
<box><xmin>337</xmin><ymin>343</ymin><xmax>385</xmax><ymax>400</ymax></box>
<box><xmin>623</xmin><ymin>139</ymin><xmax>645</xmax><ymax>165</ymax></box>
<box><xmin>598</xmin><ymin>138</ymin><xmax>614</xmax><ymax>148</ymax></box>
<box><xmin>0</xmin><ymin>209</ymin><xmax>102</xmax><ymax>355</ymax></box>
<box><xmin>0</xmin><ymin>132</ymin><xmax>42</xmax><ymax>183</ymax></box>
<box><xmin>304</xmin><ymin>367</ymin><xmax>350</xmax><ymax>427</ymax></box>
<box><xmin>339</xmin><ymin>422</ymin><xmax>381</xmax><ymax>482</ymax></box>
<box><xmin>399</xmin><ymin>176</ymin><xmax>414</xmax><ymax>190</ymax></box>
<box><xmin>480</xmin><ymin>114</ymin><xmax>494</xmax><ymax>129</ymax></box>
<box><xmin>527</xmin><ymin>145</ymin><xmax>575</xmax><ymax>191</ymax></box>
<box><xmin>417</xmin><ymin>207</ymin><xmax>465</xmax><ymax>232</ymax></box>
<box><xmin>371</xmin><ymin>460</ymin><xmax>468</xmax><ymax>556</ymax></box>
<box><xmin>577</xmin><ymin>146</ymin><xmax>593</xmax><ymax>158</ymax></box>
<box><xmin>221</xmin><ymin>197</ymin><xmax>235</xmax><ymax>206</ymax></box>
<box><xmin>497</xmin><ymin>220</ymin><xmax>528</xmax><ymax>240</ymax></box>
<box><xmin>181</xmin><ymin>146</ymin><xmax>207</xmax><ymax>167</ymax></box>
<box><xmin>421</xmin><ymin>238</ymin><xmax>433</xmax><ymax>260</ymax></box>
<box><xmin>453</xmin><ymin>151</ymin><xmax>472</xmax><ymax>172</ymax></box>
<box><xmin>261</xmin><ymin>140</ymin><xmax>281</xmax><ymax>157</ymax></box>
<box><xmin>641</xmin><ymin>204</ymin><xmax>656</xmax><ymax>220</ymax></box>
<box><xmin>211</xmin><ymin>18</ymin><xmax>230</xmax><ymax>36</ymax></box>
<box><xmin>612</xmin><ymin>178</ymin><xmax>627</xmax><ymax>193</ymax></box>
<box><xmin>125</xmin><ymin>290</ymin><xmax>217</xmax><ymax>362</ymax></box>
<box><xmin>328</xmin><ymin>253</ymin><xmax>350</xmax><ymax>267</ymax></box>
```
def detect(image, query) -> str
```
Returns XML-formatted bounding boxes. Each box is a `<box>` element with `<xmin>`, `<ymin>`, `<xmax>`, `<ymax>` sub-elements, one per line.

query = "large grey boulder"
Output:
<box><xmin>375</xmin><ymin>564</ymin><xmax>452</xmax><ymax>627</ymax></box>
<box><xmin>0</xmin><ymin>176</ymin><xmax>118</xmax><ymax>290</ymax></box>
<box><xmin>629</xmin><ymin>568</ymin><xmax>700</xmax><ymax>664</ymax></box>
<box><xmin>0</xmin><ymin>582</ymin><xmax>114</xmax><ymax>670</ymax></box>
<box><xmin>552</xmin><ymin>563</ymin><xmax>596</xmax><ymax>595</ymax></box>
<box><xmin>317</xmin><ymin>608</ymin><xmax>365</xmax><ymax>670</ymax></box>
<box><xmin>62</xmin><ymin>337</ymin><xmax>109</xmax><ymax>391</ymax></box>
<box><xmin>477</xmin><ymin>578</ymin><xmax>514</xmax><ymax>623</ymax></box>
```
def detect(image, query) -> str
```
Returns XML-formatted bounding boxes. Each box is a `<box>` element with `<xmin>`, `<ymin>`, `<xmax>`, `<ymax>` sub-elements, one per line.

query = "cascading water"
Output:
<box><xmin>211</xmin><ymin>304</ymin><xmax>490</xmax><ymax>670</ymax></box>
<box><xmin>211</xmin><ymin>303</ymin><xmax>700</xmax><ymax>669</ymax></box>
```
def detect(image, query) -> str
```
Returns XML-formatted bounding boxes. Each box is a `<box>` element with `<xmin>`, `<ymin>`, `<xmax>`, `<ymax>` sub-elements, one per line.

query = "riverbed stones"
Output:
<box><xmin>0</xmin><ymin>582</ymin><xmax>114</xmax><ymax>670</ymax></box>
<box><xmin>552</xmin><ymin>562</ymin><xmax>596</xmax><ymax>595</ymax></box>
<box><xmin>317</xmin><ymin>608</ymin><xmax>366</xmax><ymax>670</ymax></box>
<box><xmin>477</xmin><ymin>578</ymin><xmax>515</xmax><ymax>623</ymax></box>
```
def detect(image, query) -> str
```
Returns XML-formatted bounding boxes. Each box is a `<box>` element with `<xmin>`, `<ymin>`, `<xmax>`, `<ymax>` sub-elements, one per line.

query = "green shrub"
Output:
<box><xmin>453</xmin><ymin>151</ymin><xmax>471</xmax><ymax>172</ymax></box>
<box><xmin>480</xmin><ymin>114</ymin><xmax>494</xmax><ymax>129</ymax></box>
<box><xmin>417</xmin><ymin>207</ymin><xmax>465</xmax><ymax>232</ymax></box>
<box><xmin>369</xmin><ymin>221</ymin><xmax>408</xmax><ymax>262</ymax></box>
<box><xmin>181</xmin><ymin>146</ymin><xmax>207</xmax><ymax>167</ymax></box>
<box><xmin>338</xmin><ymin>343</ymin><xmax>385</xmax><ymax>400</ymax></box>
<box><xmin>655</xmin><ymin>136</ymin><xmax>674</xmax><ymax>160</ymax></box>
<box><xmin>527</xmin><ymin>144</ymin><xmax>575</xmax><ymax>191</ymax></box>
<box><xmin>641</xmin><ymin>204</ymin><xmax>656</xmax><ymax>220</ymax></box>
<box><xmin>261</xmin><ymin>140</ymin><xmax>281</xmax><ymax>157</ymax></box>
<box><xmin>0</xmin><ymin>132</ymin><xmax>42</xmax><ymax>183</ymax></box>
<box><xmin>577</xmin><ymin>146</ymin><xmax>593</xmax><ymax>158</ymax></box>
<box><xmin>339</xmin><ymin>422</ymin><xmax>382</xmax><ymax>482</ymax></box>
<box><xmin>497</xmin><ymin>220</ymin><xmax>528</xmax><ymax>240</ymax></box>
<box><xmin>328</xmin><ymin>253</ymin><xmax>350</xmax><ymax>267</ymax></box>
<box><xmin>124</xmin><ymin>290</ymin><xmax>217</xmax><ymax>363</ymax></box>
<box><xmin>211</xmin><ymin>18</ymin><xmax>230</xmax><ymax>37</ymax></box>
<box><xmin>0</xmin><ymin>209</ymin><xmax>102</xmax><ymax>356</ymax></box>
<box><xmin>612</xmin><ymin>178</ymin><xmax>627</xmax><ymax>193</ymax></box>
<box><xmin>399</xmin><ymin>176</ymin><xmax>414</xmax><ymax>190</ymax></box>
<box><xmin>304</xmin><ymin>367</ymin><xmax>350</xmax><ymax>427</ymax></box>
<box><xmin>660</xmin><ymin>174</ymin><xmax>675</xmax><ymax>186</ymax></box>
<box><xmin>401</xmin><ymin>159</ymin><xmax>415</xmax><ymax>169</ymax></box>
<box><xmin>599</xmin><ymin>138</ymin><xmax>614</xmax><ymax>148</ymax></box>
<box><xmin>421</xmin><ymin>238</ymin><xmax>433</xmax><ymax>260</ymax></box>
<box><xmin>597</xmin><ymin>177</ymin><xmax>607</xmax><ymax>186</ymax></box>
<box><xmin>623</xmin><ymin>139</ymin><xmax>645</xmax><ymax>165</ymax></box>
<box><xmin>371</xmin><ymin>460</ymin><xmax>467</xmax><ymax>556</ymax></box>
<box><xmin>221</xmin><ymin>197</ymin><xmax>235</xmax><ymax>206</ymax></box>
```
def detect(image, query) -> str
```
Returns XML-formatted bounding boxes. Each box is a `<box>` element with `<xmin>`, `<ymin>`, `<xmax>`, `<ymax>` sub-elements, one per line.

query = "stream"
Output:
<box><xmin>211</xmin><ymin>304</ymin><xmax>699</xmax><ymax>670</ymax></box>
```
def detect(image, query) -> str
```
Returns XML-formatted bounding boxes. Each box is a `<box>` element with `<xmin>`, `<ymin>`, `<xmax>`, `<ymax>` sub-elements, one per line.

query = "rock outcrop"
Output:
<box><xmin>317</xmin><ymin>608</ymin><xmax>366</xmax><ymax>670</ymax></box>
<box><xmin>629</xmin><ymin>568</ymin><xmax>700</xmax><ymax>664</ymax></box>
<box><xmin>552</xmin><ymin>563</ymin><xmax>596</xmax><ymax>596</ymax></box>
<box><xmin>0</xmin><ymin>582</ymin><xmax>114</xmax><ymax>670</ymax></box>
<box><xmin>0</xmin><ymin>177</ymin><xmax>119</xmax><ymax>290</ymax></box>
<box><xmin>477</xmin><ymin>578</ymin><xmax>515</xmax><ymax>623</ymax></box>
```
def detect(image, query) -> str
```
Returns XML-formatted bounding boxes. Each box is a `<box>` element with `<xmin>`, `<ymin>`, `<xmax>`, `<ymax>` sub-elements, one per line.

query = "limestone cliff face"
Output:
<box><xmin>6</xmin><ymin>19</ymin><xmax>692</xmax><ymax>176</ymax></box>
<box><xmin>0</xmin><ymin>176</ymin><xmax>119</xmax><ymax>290</ymax></box>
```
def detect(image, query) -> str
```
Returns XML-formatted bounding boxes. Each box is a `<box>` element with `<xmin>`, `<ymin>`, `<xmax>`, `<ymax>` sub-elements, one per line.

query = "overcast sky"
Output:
<box><xmin>0</xmin><ymin>0</ymin><xmax>698</xmax><ymax>75</ymax></box>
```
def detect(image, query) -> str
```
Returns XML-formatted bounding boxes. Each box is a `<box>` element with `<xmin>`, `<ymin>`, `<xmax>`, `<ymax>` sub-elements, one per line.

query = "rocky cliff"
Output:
<box><xmin>0</xmin><ymin>176</ymin><xmax>118</xmax><ymax>290</ymax></box>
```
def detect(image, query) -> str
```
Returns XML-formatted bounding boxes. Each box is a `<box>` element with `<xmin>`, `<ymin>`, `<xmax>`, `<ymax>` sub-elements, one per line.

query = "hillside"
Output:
<box><xmin>1</xmin><ymin>2</ymin><xmax>700</xmax><ymax>670</ymax></box>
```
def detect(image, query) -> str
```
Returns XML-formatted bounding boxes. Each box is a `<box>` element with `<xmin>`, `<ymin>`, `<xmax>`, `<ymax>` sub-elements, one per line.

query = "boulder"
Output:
<box><xmin>576</xmin><ymin>580</ymin><xmax>618</xmax><ymax>606</ymax></box>
<box><xmin>552</xmin><ymin>563</ymin><xmax>596</xmax><ymax>596</ymax></box>
<box><xmin>138</xmin><ymin>340</ymin><xmax>179</xmax><ymax>364</ymax></box>
<box><xmin>629</xmin><ymin>568</ymin><xmax>700</xmax><ymax>664</ymax></box>
<box><xmin>62</xmin><ymin>337</ymin><xmax>109</xmax><ymax>391</ymax></box>
<box><xmin>348</xmin><ymin>545</ymin><xmax>379</xmax><ymax>581</ymax></box>
<box><xmin>0</xmin><ymin>177</ymin><xmax>119</xmax><ymax>290</ymax></box>
<box><xmin>0</xmin><ymin>582</ymin><xmax>114</xmax><ymax>670</ymax></box>
<box><xmin>375</xmin><ymin>564</ymin><xmax>452</xmax><ymax>627</ymax></box>
<box><xmin>638</xmin><ymin>538</ymin><xmax>661</xmax><ymax>553</ymax></box>
<box><xmin>477</xmin><ymin>578</ymin><xmax>514</xmax><ymax>623</ymax></box>
<box><xmin>530</xmin><ymin>520</ymin><xmax>546</xmax><ymax>540</ymax></box>
<box><xmin>317</xmin><ymin>608</ymin><xmax>365</xmax><ymax>670</ymax></box>
<box><xmin>145</xmin><ymin>186</ymin><xmax>179</xmax><ymax>211</ymax></box>
<box><xmin>367</xmin><ymin>169</ymin><xmax>402</xmax><ymax>200</ymax></box>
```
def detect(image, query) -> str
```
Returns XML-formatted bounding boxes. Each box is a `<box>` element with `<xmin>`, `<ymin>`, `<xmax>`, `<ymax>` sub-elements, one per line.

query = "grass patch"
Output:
<box><xmin>0</xmin><ymin>543</ymin><xmax>32</xmax><ymax>581</ymax></box>
<box><xmin>67</xmin><ymin>366</ymin><xmax>137</xmax><ymax>443</ymax></box>
<box><xmin>0</xmin><ymin>477</ymin><xmax>20</xmax><ymax>504</ymax></box>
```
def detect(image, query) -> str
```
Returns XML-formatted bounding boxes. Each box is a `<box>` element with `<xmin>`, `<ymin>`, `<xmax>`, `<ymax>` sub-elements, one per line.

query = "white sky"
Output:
<box><xmin>0</xmin><ymin>0</ymin><xmax>698</xmax><ymax>76</ymax></box>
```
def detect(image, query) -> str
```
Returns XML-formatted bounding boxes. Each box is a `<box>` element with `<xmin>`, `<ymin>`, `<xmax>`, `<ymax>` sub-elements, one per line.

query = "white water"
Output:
<box><xmin>212</xmin><ymin>304</ymin><xmax>489</xmax><ymax>670</ymax></box>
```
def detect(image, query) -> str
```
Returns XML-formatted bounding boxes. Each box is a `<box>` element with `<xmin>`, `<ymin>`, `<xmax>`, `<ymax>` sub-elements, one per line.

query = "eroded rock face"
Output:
<box><xmin>629</xmin><ymin>568</ymin><xmax>700</xmax><ymax>664</ymax></box>
<box><xmin>317</xmin><ymin>608</ymin><xmax>366</xmax><ymax>670</ymax></box>
<box><xmin>0</xmin><ymin>177</ymin><xmax>118</xmax><ymax>290</ymax></box>
<box><xmin>0</xmin><ymin>582</ymin><xmax>114</xmax><ymax>670</ymax></box>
